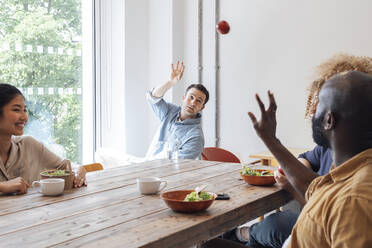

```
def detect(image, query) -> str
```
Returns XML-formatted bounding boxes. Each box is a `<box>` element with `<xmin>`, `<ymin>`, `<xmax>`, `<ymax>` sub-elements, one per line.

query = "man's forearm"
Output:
<box><xmin>151</xmin><ymin>80</ymin><xmax>177</xmax><ymax>98</ymax></box>
<box><xmin>263</xmin><ymin>137</ymin><xmax>318</xmax><ymax>196</ymax></box>
<box><xmin>285</xmin><ymin>183</ymin><xmax>307</xmax><ymax>207</ymax></box>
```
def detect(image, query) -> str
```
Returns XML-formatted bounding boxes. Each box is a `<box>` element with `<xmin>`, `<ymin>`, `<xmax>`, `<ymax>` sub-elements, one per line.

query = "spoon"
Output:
<box><xmin>195</xmin><ymin>184</ymin><xmax>207</xmax><ymax>195</ymax></box>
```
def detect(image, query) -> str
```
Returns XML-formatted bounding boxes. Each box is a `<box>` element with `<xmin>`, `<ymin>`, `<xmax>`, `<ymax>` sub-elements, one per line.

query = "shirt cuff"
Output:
<box><xmin>146</xmin><ymin>90</ymin><xmax>162</xmax><ymax>104</ymax></box>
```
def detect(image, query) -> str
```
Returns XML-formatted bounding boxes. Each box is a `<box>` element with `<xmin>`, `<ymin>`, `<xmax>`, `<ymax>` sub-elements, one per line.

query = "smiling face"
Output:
<box><xmin>180</xmin><ymin>88</ymin><xmax>206</xmax><ymax>120</ymax></box>
<box><xmin>0</xmin><ymin>95</ymin><xmax>28</xmax><ymax>137</ymax></box>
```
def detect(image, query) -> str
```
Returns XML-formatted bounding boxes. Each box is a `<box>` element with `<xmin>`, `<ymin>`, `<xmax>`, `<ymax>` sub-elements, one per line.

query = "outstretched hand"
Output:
<box><xmin>248</xmin><ymin>91</ymin><xmax>278</xmax><ymax>143</ymax></box>
<box><xmin>170</xmin><ymin>61</ymin><xmax>185</xmax><ymax>82</ymax></box>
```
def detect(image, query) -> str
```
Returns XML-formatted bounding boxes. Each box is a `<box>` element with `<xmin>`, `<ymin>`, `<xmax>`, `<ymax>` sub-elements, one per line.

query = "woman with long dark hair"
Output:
<box><xmin>0</xmin><ymin>83</ymin><xmax>86</xmax><ymax>194</ymax></box>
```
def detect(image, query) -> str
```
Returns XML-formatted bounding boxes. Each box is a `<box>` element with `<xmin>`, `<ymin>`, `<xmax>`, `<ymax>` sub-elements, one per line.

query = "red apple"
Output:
<box><xmin>216</xmin><ymin>20</ymin><xmax>230</xmax><ymax>35</ymax></box>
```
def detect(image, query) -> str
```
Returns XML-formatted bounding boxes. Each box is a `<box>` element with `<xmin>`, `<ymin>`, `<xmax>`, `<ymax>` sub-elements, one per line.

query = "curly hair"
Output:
<box><xmin>305</xmin><ymin>53</ymin><xmax>372</xmax><ymax>119</ymax></box>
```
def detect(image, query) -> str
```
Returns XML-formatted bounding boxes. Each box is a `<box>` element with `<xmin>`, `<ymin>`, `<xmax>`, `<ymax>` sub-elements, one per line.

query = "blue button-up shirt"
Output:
<box><xmin>146</xmin><ymin>91</ymin><xmax>204</xmax><ymax>160</ymax></box>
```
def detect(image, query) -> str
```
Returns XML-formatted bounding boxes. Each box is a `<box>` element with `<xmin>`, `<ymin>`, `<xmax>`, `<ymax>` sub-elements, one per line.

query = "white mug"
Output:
<box><xmin>32</xmin><ymin>178</ymin><xmax>65</xmax><ymax>196</ymax></box>
<box><xmin>137</xmin><ymin>177</ymin><xmax>167</xmax><ymax>195</ymax></box>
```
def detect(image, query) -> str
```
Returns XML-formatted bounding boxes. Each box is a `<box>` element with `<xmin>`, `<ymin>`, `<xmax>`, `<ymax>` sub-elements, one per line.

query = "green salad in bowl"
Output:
<box><xmin>40</xmin><ymin>169</ymin><xmax>74</xmax><ymax>190</ymax></box>
<box><xmin>41</xmin><ymin>169</ymin><xmax>70</xmax><ymax>176</ymax></box>
<box><xmin>184</xmin><ymin>191</ymin><xmax>213</xmax><ymax>202</ymax></box>
<box><xmin>241</xmin><ymin>166</ymin><xmax>274</xmax><ymax>176</ymax></box>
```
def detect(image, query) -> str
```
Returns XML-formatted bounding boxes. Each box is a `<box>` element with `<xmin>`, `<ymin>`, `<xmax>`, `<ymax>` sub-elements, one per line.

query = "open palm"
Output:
<box><xmin>248</xmin><ymin>91</ymin><xmax>278</xmax><ymax>142</ymax></box>
<box><xmin>171</xmin><ymin>61</ymin><xmax>185</xmax><ymax>81</ymax></box>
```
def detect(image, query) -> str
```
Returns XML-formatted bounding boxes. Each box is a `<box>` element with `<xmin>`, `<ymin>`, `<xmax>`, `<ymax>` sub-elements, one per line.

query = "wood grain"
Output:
<box><xmin>0</xmin><ymin>160</ymin><xmax>291</xmax><ymax>248</ymax></box>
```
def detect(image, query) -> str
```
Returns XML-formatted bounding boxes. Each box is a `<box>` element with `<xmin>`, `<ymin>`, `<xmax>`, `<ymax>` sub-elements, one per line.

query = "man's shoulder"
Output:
<box><xmin>348</xmin><ymin>163</ymin><xmax>372</xmax><ymax>197</ymax></box>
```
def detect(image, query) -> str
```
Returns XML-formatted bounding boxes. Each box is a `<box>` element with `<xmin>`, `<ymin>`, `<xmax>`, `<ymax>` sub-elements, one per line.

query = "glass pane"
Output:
<box><xmin>0</xmin><ymin>0</ymin><xmax>92</xmax><ymax>164</ymax></box>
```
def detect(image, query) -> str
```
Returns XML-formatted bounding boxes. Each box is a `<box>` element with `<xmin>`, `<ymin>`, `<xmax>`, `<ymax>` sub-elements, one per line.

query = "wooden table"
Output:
<box><xmin>250</xmin><ymin>148</ymin><xmax>310</xmax><ymax>166</ymax></box>
<box><xmin>0</xmin><ymin>159</ymin><xmax>291</xmax><ymax>248</ymax></box>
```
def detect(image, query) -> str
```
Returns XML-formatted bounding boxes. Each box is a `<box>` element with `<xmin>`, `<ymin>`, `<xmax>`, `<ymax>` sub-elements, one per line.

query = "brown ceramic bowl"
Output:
<box><xmin>161</xmin><ymin>190</ymin><xmax>217</xmax><ymax>213</ymax></box>
<box><xmin>40</xmin><ymin>170</ymin><xmax>75</xmax><ymax>190</ymax></box>
<box><xmin>241</xmin><ymin>169</ymin><xmax>275</xmax><ymax>186</ymax></box>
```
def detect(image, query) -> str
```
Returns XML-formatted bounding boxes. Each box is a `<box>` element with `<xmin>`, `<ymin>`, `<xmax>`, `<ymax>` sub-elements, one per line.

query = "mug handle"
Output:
<box><xmin>158</xmin><ymin>181</ymin><xmax>167</xmax><ymax>192</ymax></box>
<box><xmin>32</xmin><ymin>181</ymin><xmax>42</xmax><ymax>193</ymax></box>
<box><xmin>32</xmin><ymin>181</ymin><xmax>40</xmax><ymax>188</ymax></box>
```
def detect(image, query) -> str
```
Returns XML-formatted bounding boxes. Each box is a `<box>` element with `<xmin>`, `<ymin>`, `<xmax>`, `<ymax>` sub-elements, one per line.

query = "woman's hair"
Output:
<box><xmin>305</xmin><ymin>54</ymin><xmax>372</xmax><ymax>119</ymax></box>
<box><xmin>0</xmin><ymin>84</ymin><xmax>24</xmax><ymax>116</ymax></box>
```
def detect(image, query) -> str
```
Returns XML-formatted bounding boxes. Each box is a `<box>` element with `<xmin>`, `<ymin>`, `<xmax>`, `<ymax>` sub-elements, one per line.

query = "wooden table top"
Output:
<box><xmin>0</xmin><ymin>159</ymin><xmax>291</xmax><ymax>248</ymax></box>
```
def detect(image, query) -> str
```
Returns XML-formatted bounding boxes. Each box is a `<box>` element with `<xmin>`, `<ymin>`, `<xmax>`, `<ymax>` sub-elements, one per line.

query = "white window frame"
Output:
<box><xmin>94</xmin><ymin>0</ymin><xmax>126</xmax><ymax>154</ymax></box>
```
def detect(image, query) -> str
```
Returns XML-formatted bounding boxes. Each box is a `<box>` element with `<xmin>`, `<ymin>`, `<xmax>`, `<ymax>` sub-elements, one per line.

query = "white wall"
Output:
<box><xmin>118</xmin><ymin>0</ymin><xmax>372</xmax><ymax>160</ymax></box>
<box><xmin>124</xmin><ymin>0</ymin><xmax>150</xmax><ymax>156</ymax></box>
<box><xmin>146</xmin><ymin>0</ymin><xmax>173</xmax><ymax>155</ymax></box>
<box><xmin>213</xmin><ymin>0</ymin><xmax>372</xmax><ymax>160</ymax></box>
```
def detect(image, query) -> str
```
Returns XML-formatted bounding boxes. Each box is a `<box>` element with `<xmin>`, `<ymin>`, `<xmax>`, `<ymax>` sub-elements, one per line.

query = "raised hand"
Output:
<box><xmin>170</xmin><ymin>61</ymin><xmax>185</xmax><ymax>82</ymax></box>
<box><xmin>248</xmin><ymin>90</ymin><xmax>278</xmax><ymax>143</ymax></box>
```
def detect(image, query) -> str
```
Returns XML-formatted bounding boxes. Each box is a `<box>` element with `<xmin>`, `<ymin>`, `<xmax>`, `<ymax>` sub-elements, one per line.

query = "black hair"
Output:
<box><xmin>185</xmin><ymin>84</ymin><xmax>209</xmax><ymax>105</ymax></box>
<box><xmin>0</xmin><ymin>84</ymin><xmax>24</xmax><ymax>116</ymax></box>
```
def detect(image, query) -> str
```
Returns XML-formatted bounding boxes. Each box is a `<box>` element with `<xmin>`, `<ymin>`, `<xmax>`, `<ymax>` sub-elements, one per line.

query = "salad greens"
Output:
<box><xmin>41</xmin><ymin>170</ymin><xmax>70</xmax><ymax>176</ymax></box>
<box><xmin>241</xmin><ymin>166</ymin><xmax>273</xmax><ymax>176</ymax></box>
<box><xmin>184</xmin><ymin>191</ymin><xmax>213</xmax><ymax>202</ymax></box>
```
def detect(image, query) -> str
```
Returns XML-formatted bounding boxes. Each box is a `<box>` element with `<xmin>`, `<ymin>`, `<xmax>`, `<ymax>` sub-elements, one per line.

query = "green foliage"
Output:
<box><xmin>0</xmin><ymin>0</ymin><xmax>83</xmax><ymax>163</ymax></box>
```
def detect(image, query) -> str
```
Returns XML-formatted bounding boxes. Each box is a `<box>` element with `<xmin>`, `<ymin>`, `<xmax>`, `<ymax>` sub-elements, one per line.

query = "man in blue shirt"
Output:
<box><xmin>146</xmin><ymin>61</ymin><xmax>209</xmax><ymax>160</ymax></box>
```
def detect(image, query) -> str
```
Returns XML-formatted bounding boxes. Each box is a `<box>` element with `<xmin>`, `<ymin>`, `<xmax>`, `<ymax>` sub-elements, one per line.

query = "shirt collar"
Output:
<box><xmin>176</xmin><ymin>111</ymin><xmax>202</xmax><ymax>125</ymax></box>
<box><xmin>329</xmin><ymin>148</ymin><xmax>372</xmax><ymax>182</ymax></box>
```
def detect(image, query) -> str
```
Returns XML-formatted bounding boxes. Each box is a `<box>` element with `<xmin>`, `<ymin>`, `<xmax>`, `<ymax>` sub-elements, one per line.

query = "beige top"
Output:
<box><xmin>289</xmin><ymin>148</ymin><xmax>372</xmax><ymax>248</ymax></box>
<box><xmin>0</xmin><ymin>136</ymin><xmax>70</xmax><ymax>184</ymax></box>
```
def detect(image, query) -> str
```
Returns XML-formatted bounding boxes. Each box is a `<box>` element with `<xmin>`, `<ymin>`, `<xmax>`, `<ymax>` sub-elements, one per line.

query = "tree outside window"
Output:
<box><xmin>0</xmin><ymin>0</ymin><xmax>84</xmax><ymax>163</ymax></box>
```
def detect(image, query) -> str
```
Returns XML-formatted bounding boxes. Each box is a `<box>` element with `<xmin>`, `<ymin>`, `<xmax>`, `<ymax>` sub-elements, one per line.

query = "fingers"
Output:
<box><xmin>74</xmin><ymin>177</ymin><xmax>85</xmax><ymax>187</ymax></box>
<box><xmin>274</xmin><ymin>170</ymin><xmax>288</xmax><ymax>185</ymax></box>
<box><xmin>255</xmin><ymin>94</ymin><xmax>266</xmax><ymax>114</ymax></box>
<box><xmin>74</xmin><ymin>168</ymin><xmax>87</xmax><ymax>188</ymax></box>
<box><xmin>274</xmin><ymin>170</ymin><xmax>281</xmax><ymax>179</ymax></box>
<box><xmin>18</xmin><ymin>177</ymin><xmax>30</xmax><ymax>188</ymax></box>
<box><xmin>20</xmin><ymin>183</ymin><xmax>28</xmax><ymax>194</ymax></box>
<box><xmin>179</xmin><ymin>62</ymin><xmax>185</xmax><ymax>79</ymax></box>
<box><xmin>172</xmin><ymin>61</ymin><xmax>184</xmax><ymax>71</ymax></box>
<box><xmin>247</xmin><ymin>112</ymin><xmax>258</xmax><ymax>126</ymax></box>
<box><xmin>267</xmin><ymin>91</ymin><xmax>277</xmax><ymax>112</ymax></box>
<box><xmin>66</xmin><ymin>162</ymin><xmax>72</xmax><ymax>172</ymax></box>
<box><xmin>274</xmin><ymin>171</ymin><xmax>283</xmax><ymax>186</ymax></box>
<box><xmin>16</xmin><ymin>179</ymin><xmax>29</xmax><ymax>194</ymax></box>
<box><xmin>24</xmin><ymin>179</ymin><xmax>30</xmax><ymax>188</ymax></box>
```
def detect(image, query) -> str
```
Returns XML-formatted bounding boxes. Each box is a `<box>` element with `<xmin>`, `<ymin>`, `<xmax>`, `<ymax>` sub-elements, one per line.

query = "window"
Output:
<box><xmin>0</xmin><ymin>0</ymin><xmax>93</xmax><ymax>164</ymax></box>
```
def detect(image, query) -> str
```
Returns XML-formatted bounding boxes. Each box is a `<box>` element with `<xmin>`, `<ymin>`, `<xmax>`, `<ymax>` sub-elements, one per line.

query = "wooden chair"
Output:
<box><xmin>83</xmin><ymin>163</ymin><xmax>103</xmax><ymax>172</ymax></box>
<box><xmin>201</xmin><ymin>147</ymin><xmax>240</xmax><ymax>163</ymax></box>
